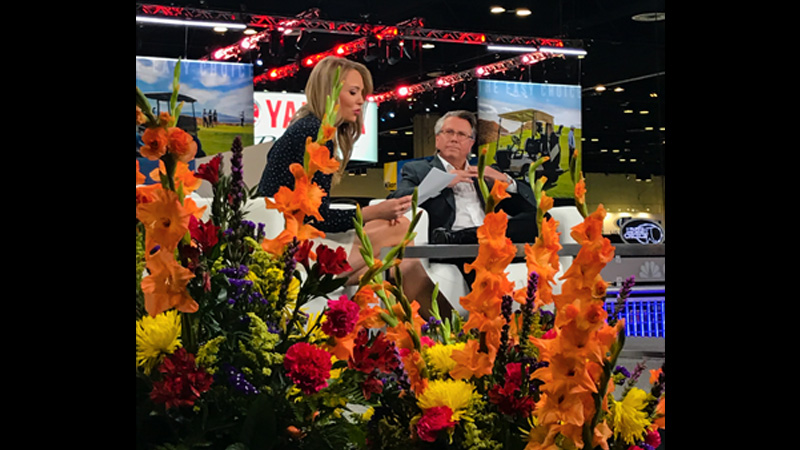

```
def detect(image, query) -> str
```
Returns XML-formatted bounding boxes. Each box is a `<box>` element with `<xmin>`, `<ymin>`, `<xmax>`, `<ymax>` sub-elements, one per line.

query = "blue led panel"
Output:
<box><xmin>604</xmin><ymin>297</ymin><xmax>665</xmax><ymax>338</ymax></box>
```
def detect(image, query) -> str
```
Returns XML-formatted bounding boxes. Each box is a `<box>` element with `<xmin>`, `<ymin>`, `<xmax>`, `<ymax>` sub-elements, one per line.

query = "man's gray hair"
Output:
<box><xmin>434</xmin><ymin>110</ymin><xmax>477</xmax><ymax>138</ymax></box>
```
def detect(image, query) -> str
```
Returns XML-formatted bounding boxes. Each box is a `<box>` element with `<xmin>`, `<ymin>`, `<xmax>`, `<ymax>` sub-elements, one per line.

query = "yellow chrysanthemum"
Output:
<box><xmin>424</xmin><ymin>342</ymin><xmax>465</xmax><ymax>377</ymax></box>
<box><xmin>416</xmin><ymin>379</ymin><xmax>475</xmax><ymax>421</ymax></box>
<box><xmin>136</xmin><ymin>310</ymin><xmax>182</xmax><ymax>375</ymax></box>
<box><xmin>609</xmin><ymin>387</ymin><xmax>651</xmax><ymax>444</ymax></box>
<box><xmin>287</xmin><ymin>276</ymin><xmax>300</xmax><ymax>301</ymax></box>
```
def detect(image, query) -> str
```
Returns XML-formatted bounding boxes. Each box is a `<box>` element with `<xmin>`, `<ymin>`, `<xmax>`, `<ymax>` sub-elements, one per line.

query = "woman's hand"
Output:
<box><xmin>362</xmin><ymin>195</ymin><xmax>413</xmax><ymax>224</ymax></box>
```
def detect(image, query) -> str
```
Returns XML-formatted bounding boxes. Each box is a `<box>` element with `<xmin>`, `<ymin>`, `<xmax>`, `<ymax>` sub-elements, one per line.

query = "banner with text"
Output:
<box><xmin>254</xmin><ymin>91</ymin><xmax>378</xmax><ymax>163</ymax></box>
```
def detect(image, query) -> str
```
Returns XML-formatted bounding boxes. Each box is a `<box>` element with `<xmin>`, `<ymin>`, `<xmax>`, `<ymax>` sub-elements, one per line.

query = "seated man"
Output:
<box><xmin>388</xmin><ymin>110</ymin><xmax>538</xmax><ymax>283</ymax></box>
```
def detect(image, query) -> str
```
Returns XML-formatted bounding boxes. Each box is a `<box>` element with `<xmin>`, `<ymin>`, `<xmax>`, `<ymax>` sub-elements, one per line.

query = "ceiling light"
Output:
<box><xmin>614</xmin><ymin>87</ymin><xmax>625</xmax><ymax>92</ymax></box>
<box><xmin>243</xmin><ymin>28</ymin><xmax>257</xmax><ymax>35</ymax></box>
<box><xmin>136</xmin><ymin>16</ymin><xmax>247</xmax><ymax>30</ymax></box>
<box><xmin>421</xmin><ymin>42</ymin><xmax>435</xmax><ymax>49</ymax></box>
<box><xmin>594</xmin><ymin>85</ymin><xmax>606</xmax><ymax>92</ymax></box>
<box><xmin>632</xmin><ymin>12</ymin><xmax>665</xmax><ymax>22</ymax></box>
<box><xmin>490</xmin><ymin>6</ymin><xmax>506</xmax><ymax>14</ymax></box>
<box><xmin>213</xmin><ymin>26</ymin><xmax>228</xmax><ymax>33</ymax></box>
<box><xmin>538</xmin><ymin>46</ymin><xmax>586</xmax><ymax>56</ymax></box>
<box><xmin>487</xmin><ymin>44</ymin><xmax>538</xmax><ymax>53</ymax></box>
<box><xmin>515</xmin><ymin>8</ymin><xmax>532</xmax><ymax>16</ymax></box>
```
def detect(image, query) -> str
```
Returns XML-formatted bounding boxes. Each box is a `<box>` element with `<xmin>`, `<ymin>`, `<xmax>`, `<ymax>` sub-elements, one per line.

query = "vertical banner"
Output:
<box><xmin>136</xmin><ymin>57</ymin><xmax>254</xmax><ymax>163</ymax></box>
<box><xmin>477</xmin><ymin>80</ymin><xmax>581</xmax><ymax>199</ymax></box>
<box><xmin>383</xmin><ymin>161</ymin><xmax>398</xmax><ymax>191</ymax></box>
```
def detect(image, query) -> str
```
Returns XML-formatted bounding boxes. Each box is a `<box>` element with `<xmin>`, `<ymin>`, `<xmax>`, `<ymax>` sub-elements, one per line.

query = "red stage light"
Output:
<box><xmin>304</xmin><ymin>57</ymin><xmax>315</xmax><ymax>67</ymax></box>
<box><xmin>396</xmin><ymin>86</ymin><xmax>410</xmax><ymax>97</ymax></box>
<box><xmin>269</xmin><ymin>69</ymin><xmax>279</xmax><ymax>78</ymax></box>
<box><xmin>336</xmin><ymin>45</ymin><xmax>346</xmax><ymax>55</ymax></box>
<box><xmin>475</xmin><ymin>66</ymin><xmax>486</xmax><ymax>76</ymax></box>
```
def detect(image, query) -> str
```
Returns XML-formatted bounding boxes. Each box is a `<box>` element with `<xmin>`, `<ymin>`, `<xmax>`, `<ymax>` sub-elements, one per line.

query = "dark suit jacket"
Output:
<box><xmin>388</xmin><ymin>155</ymin><xmax>537</xmax><ymax>241</ymax></box>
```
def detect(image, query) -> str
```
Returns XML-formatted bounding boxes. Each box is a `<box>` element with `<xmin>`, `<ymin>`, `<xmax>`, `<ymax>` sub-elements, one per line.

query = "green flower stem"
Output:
<box><xmin>181</xmin><ymin>311</ymin><xmax>198</xmax><ymax>354</ymax></box>
<box><xmin>583</xmin><ymin>330</ymin><xmax>626</xmax><ymax>449</ymax></box>
<box><xmin>477</xmin><ymin>152</ymin><xmax>493</xmax><ymax>214</ymax></box>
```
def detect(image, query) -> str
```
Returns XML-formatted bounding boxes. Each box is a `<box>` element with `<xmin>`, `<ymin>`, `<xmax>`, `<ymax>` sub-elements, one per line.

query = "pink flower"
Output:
<box><xmin>416</xmin><ymin>406</ymin><xmax>457</xmax><ymax>442</ymax></box>
<box><xmin>541</xmin><ymin>328</ymin><xmax>557</xmax><ymax>339</ymax></box>
<box><xmin>645</xmin><ymin>430</ymin><xmax>662</xmax><ymax>448</ymax></box>
<box><xmin>322</xmin><ymin>295</ymin><xmax>360</xmax><ymax>338</ymax></box>
<box><xmin>283</xmin><ymin>342</ymin><xmax>332</xmax><ymax>394</ymax></box>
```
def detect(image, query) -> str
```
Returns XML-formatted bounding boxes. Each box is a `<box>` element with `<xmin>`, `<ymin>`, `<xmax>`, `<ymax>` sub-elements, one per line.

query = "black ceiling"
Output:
<box><xmin>136</xmin><ymin>1</ymin><xmax>665</xmax><ymax>177</ymax></box>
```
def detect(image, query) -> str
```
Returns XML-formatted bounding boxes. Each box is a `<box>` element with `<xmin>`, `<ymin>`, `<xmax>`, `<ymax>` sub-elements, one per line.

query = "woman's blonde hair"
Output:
<box><xmin>290</xmin><ymin>56</ymin><xmax>373</xmax><ymax>183</ymax></box>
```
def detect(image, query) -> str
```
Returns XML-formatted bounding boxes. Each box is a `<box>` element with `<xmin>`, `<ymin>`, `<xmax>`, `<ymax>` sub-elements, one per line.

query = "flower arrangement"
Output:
<box><xmin>136</xmin><ymin>61</ymin><xmax>665</xmax><ymax>450</ymax></box>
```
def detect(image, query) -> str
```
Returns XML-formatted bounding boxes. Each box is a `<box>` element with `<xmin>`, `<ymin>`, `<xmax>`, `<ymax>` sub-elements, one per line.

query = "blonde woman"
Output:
<box><xmin>257</xmin><ymin>57</ymin><xmax>438</xmax><ymax>314</ymax></box>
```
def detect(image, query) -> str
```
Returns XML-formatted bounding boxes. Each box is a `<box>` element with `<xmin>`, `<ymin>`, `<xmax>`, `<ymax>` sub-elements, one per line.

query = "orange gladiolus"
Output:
<box><xmin>136</xmin><ymin>105</ymin><xmax>147</xmax><ymax>125</ymax></box>
<box><xmin>305</xmin><ymin>137</ymin><xmax>340</xmax><ymax>176</ymax></box>
<box><xmin>141</xmin><ymin>248</ymin><xmax>198</xmax><ymax>317</ymax></box>
<box><xmin>261</xmin><ymin>215</ymin><xmax>324</xmax><ymax>256</ymax></box>
<box><xmin>489</xmin><ymin>179</ymin><xmax>510</xmax><ymax>204</ymax></box>
<box><xmin>320</xmin><ymin>120</ymin><xmax>336</xmax><ymax>143</ymax></box>
<box><xmin>140</xmin><ymin>127</ymin><xmax>168</xmax><ymax>160</ymax></box>
<box><xmin>266</xmin><ymin>163</ymin><xmax>325</xmax><ymax>223</ymax></box>
<box><xmin>652</xmin><ymin>397</ymin><xmax>665</xmax><ymax>429</ymax></box>
<box><xmin>137</xmin><ymin>160</ymin><xmax>146</xmax><ymax>185</ymax></box>
<box><xmin>352</xmin><ymin>284</ymin><xmax>388</xmax><ymax>329</ymax></box>
<box><xmin>464</xmin><ymin>212</ymin><xmax>517</xmax><ymax>275</ymax></box>
<box><xmin>401</xmin><ymin>349</ymin><xmax>428</xmax><ymax>394</ymax></box>
<box><xmin>150</xmin><ymin>160</ymin><xmax>203</xmax><ymax>195</ymax></box>
<box><xmin>136</xmin><ymin>188</ymin><xmax>193</xmax><ymax>253</ymax></box>
<box><xmin>167</xmin><ymin>127</ymin><xmax>198</xmax><ymax>163</ymax></box>
<box><xmin>158</xmin><ymin>112</ymin><xmax>173</xmax><ymax>127</ymax></box>
<box><xmin>559</xmin><ymin>206</ymin><xmax>614</xmax><ymax>307</ymax></box>
<box><xmin>385</xmin><ymin>301</ymin><xmax>426</xmax><ymax>351</ymax></box>
<box><xmin>574</xmin><ymin>178</ymin><xmax>587</xmax><ymax>205</ymax></box>
<box><xmin>518</xmin><ymin>216</ymin><xmax>562</xmax><ymax>307</ymax></box>
<box><xmin>539</xmin><ymin>188</ymin><xmax>554</xmax><ymax>214</ymax></box>
<box><xmin>449</xmin><ymin>339</ymin><xmax>493</xmax><ymax>380</ymax></box>
<box><xmin>136</xmin><ymin>184</ymin><xmax>162</xmax><ymax>205</ymax></box>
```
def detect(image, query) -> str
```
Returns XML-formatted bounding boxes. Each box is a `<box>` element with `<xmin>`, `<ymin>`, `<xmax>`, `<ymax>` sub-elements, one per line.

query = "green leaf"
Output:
<box><xmin>169</xmin><ymin>59</ymin><xmax>182</xmax><ymax>121</ymax></box>
<box><xmin>239</xmin><ymin>394</ymin><xmax>278</xmax><ymax>450</ymax></box>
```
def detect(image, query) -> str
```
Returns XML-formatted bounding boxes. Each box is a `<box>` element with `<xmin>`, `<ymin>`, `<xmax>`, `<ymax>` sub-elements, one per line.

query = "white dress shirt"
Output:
<box><xmin>437</xmin><ymin>155</ymin><xmax>517</xmax><ymax>231</ymax></box>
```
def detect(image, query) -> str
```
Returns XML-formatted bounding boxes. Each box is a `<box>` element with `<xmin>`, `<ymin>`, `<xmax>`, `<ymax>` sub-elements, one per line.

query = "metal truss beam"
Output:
<box><xmin>136</xmin><ymin>4</ymin><xmax>582</xmax><ymax>63</ymax></box>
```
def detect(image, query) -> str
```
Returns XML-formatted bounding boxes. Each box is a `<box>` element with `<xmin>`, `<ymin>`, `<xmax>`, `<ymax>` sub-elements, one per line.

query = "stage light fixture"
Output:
<box><xmin>515</xmin><ymin>8</ymin><xmax>532</xmax><ymax>17</ymax></box>
<box><xmin>396</xmin><ymin>86</ymin><xmax>410</xmax><ymax>97</ymax></box>
<box><xmin>490</xmin><ymin>6</ymin><xmax>506</xmax><ymax>14</ymax></box>
<box><xmin>387</xmin><ymin>40</ymin><xmax>407</xmax><ymax>65</ymax></box>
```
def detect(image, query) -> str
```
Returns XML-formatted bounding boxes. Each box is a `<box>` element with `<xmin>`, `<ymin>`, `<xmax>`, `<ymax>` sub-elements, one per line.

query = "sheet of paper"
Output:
<box><xmin>417</xmin><ymin>168</ymin><xmax>456</xmax><ymax>204</ymax></box>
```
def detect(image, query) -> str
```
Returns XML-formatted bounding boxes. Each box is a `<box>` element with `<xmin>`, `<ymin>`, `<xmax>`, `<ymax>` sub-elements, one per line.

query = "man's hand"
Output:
<box><xmin>481</xmin><ymin>165</ymin><xmax>511</xmax><ymax>184</ymax></box>
<box><xmin>447</xmin><ymin>165</ymin><xmax>510</xmax><ymax>187</ymax></box>
<box><xmin>447</xmin><ymin>167</ymin><xmax>478</xmax><ymax>188</ymax></box>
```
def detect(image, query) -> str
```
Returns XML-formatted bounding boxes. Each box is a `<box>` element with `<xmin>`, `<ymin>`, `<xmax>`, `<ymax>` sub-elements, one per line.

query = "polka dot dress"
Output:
<box><xmin>257</xmin><ymin>115</ymin><xmax>356</xmax><ymax>233</ymax></box>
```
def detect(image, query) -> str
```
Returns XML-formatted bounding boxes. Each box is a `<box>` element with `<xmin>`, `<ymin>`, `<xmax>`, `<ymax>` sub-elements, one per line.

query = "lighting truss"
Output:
<box><xmin>136</xmin><ymin>3</ymin><xmax>582</xmax><ymax>63</ymax></box>
<box><xmin>369</xmin><ymin>51</ymin><xmax>556</xmax><ymax>105</ymax></box>
<box><xmin>137</xmin><ymin>3</ymin><xmax>585</xmax><ymax>99</ymax></box>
